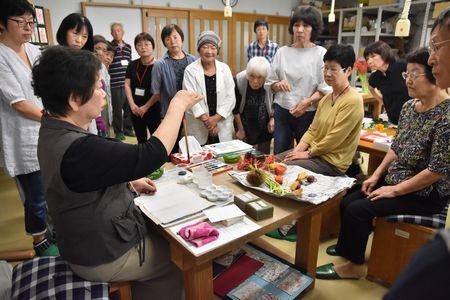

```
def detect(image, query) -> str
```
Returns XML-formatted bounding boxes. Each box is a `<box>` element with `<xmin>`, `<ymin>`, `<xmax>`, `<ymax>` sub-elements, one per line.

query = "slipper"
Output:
<box><xmin>265</xmin><ymin>229</ymin><xmax>297</xmax><ymax>242</ymax></box>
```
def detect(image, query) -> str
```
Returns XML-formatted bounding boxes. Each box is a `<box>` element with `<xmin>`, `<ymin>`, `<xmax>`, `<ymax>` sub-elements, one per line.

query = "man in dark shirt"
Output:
<box><xmin>109</xmin><ymin>22</ymin><xmax>134</xmax><ymax>140</ymax></box>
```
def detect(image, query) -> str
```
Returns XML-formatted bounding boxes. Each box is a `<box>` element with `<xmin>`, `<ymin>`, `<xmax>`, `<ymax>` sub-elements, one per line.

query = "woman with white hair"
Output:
<box><xmin>233</xmin><ymin>56</ymin><xmax>274</xmax><ymax>154</ymax></box>
<box><xmin>183</xmin><ymin>31</ymin><xmax>235</xmax><ymax>145</ymax></box>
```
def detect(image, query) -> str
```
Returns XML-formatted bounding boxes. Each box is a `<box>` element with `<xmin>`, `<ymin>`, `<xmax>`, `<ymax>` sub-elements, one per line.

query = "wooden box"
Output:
<box><xmin>367</xmin><ymin>218</ymin><xmax>436</xmax><ymax>286</ymax></box>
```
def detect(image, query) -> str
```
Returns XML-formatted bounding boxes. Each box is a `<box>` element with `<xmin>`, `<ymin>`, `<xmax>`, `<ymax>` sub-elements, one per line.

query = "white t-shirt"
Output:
<box><xmin>265</xmin><ymin>45</ymin><xmax>331</xmax><ymax>111</ymax></box>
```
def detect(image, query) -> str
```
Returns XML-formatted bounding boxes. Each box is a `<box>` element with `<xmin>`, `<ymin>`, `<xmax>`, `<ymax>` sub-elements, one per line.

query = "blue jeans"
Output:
<box><xmin>273</xmin><ymin>103</ymin><xmax>315</xmax><ymax>154</ymax></box>
<box><xmin>15</xmin><ymin>171</ymin><xmax>47</xmax><ymax>236</ymax></box>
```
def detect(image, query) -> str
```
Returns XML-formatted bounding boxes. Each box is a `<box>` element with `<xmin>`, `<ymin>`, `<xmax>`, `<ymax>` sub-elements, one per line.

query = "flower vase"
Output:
<box><xmin>359</xmin><ymin>74</ymin><xmax>369</xmax><ymax>93</ymax></box>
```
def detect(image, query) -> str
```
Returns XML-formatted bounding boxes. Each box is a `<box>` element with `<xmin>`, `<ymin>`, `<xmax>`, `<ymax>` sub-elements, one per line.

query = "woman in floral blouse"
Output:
<box><xmin>316</xmin><ymin>48</ymin><xmax>449</xmax><ymax>280</ymax></box>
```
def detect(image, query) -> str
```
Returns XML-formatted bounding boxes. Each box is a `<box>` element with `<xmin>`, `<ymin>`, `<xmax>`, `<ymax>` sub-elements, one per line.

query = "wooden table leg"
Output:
<box><xmin>183</xmin><ymin>261</ymin><xmax>213</xmax><ymax>300</ymax></box>
<box><xmin>295</xmin><ymin>210</ymin><xmax>322</xmax><ymax>285</ymax></box>
<box><xmin>367</xmin><ymin>154</ymin><xmax>384</xmax><ymax>175</ymax></box>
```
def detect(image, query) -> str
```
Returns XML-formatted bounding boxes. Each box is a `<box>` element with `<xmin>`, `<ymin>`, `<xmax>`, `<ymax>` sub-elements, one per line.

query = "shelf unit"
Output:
<box><xmin>317</xmin><ymin>0</ymin><xmax>443</xmax><ymax>54</ymax></box>
<box><xmin>316</xmin><ymin>0</ymin><xmax>444</xmax><ymax>85</ymax></box>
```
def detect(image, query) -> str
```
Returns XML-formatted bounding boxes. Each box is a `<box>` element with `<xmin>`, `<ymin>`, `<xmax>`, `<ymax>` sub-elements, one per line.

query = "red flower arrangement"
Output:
<box><xmin>354</xmin><ymin>58</ymin><xmax>369</xmax><ymax>93</ymax></box>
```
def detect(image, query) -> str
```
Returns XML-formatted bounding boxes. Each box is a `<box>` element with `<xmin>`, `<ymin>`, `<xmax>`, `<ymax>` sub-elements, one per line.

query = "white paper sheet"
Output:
<box><xmin>134</xmin><ymin>181</ymin><xmax>214</xmax><ymax>225</ymax></box>
<box><xmin>204</xmin><ymin>139</ymin><xmax>253</xmax><ymax>156</ymax></box>
<box><xmin>169</xmin><ymin>217</ymin><xmax>261</xmax><ymax>256</ymax></box>
<box><xmin>204</xmin><ymin>204</ymin><xmax>246</xmax><ymax>223</ymax></box>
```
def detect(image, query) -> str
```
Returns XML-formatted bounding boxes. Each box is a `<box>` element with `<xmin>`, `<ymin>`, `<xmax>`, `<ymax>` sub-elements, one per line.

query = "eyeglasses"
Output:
<box><xmin>428</xmin><ymin>39</ymin><xmax>450</xmax><ymax>54</ymax></box>
<box><xmin>402</xmin><ymin>71</ymin><xmax>426</xmax><ymax>81</ymax></box>
<box><xmin>323</xmin><ymin>66</ymin><xmax>346</xmax><ymax>74</ymax></box>
<box><xmin>8</xmin><ymin>18</ymin><xmax>35</xmax><ymax>29</ymax></box>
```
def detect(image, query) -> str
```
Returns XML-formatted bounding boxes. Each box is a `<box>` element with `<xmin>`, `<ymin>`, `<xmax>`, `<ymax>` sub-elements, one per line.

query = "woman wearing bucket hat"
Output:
<box><xmin>183</xmin><ymin>30</ymin><xmax>236</xmax><ymax>145</ymax></box>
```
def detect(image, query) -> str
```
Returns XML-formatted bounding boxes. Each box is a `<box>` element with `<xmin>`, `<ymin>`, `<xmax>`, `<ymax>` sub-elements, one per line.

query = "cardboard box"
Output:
<box><xmin>234</xmin><ymin>192</ymin><xmax>260</xmax><ymax>211</ymax></box>
<box><xmin>433</xmin><ymin>2</ymin><xmax>450</xmax><ymax>19</ymax></box>
<box><xmin>246</xmin><ymin>200</ymin><xmax>274</xmax><ymax>221</ymax></box>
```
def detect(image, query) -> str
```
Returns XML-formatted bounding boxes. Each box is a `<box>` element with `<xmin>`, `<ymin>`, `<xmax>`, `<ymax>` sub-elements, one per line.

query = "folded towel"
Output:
<box><xmin>179</xmin><ymin>221</ymin><xmax>219</xmax><ymax>247</ymax></box>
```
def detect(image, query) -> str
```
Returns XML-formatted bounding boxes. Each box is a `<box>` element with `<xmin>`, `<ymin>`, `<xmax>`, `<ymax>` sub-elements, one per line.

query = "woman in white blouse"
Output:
<box><xmin>183</xmin><ymin>31</ymin><xmax>236</xmax><ymax>145</ymax></box>
<box><xmin>265</xmin><ymin>6</ymin><xmax>331</xmax><ymax>154</ymax></box>
<box><xmin>0</xmin><ymin>0</ymin><xmax>58</xmax><ymax>256</ymax></box>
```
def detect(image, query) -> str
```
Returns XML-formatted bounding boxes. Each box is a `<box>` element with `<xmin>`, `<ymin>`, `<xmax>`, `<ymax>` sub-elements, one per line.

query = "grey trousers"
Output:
<box><xmin>276</xmin><ymin>150</ymin><xmax>344</xmax><ymax>177</ymax></box>
<box><xmin>111</xmin><ymin>87</ymin><xmax>133</xmax><ymax>134</ymax></box>
<box><xmin>70</xmin><ymin>233</ymin><xmax>183</xmax><ymax>300</ymax></box>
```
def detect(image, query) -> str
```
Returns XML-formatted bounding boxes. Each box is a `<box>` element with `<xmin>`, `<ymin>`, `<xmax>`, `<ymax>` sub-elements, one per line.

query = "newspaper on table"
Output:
<box><xmin>229</xmin><ymin>165</ymin><xmax>355</xmax><ymax>205</ymax></box>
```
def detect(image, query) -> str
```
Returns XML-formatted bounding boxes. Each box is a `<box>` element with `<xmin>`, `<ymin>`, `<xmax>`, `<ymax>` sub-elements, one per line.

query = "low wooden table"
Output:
<box><xmin>160</xmin><ymin>171</ymin><xmax>345</xmax><ymax>300</ymax></box>
<box><xmin>362</xmin><ymin>93</ymin><xmax>381</xmax><ymax>119</ymax></box>
<box><xmin>357</xmin><ymin>128</ymin><xmax>396</xmax><ymax>175</ymax></box>
<box><xmin>357</xmin><ymin>139</ymin><xmax>388</xmax><ymax>175</ymax></box>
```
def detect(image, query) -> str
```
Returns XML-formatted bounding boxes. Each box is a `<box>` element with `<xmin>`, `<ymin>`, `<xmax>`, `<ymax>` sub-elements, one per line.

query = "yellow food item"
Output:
<box><xmin>297</xmin><ymin>171</ymin><xmax>307</xmax><ymax>181</ymax></box>
<box><xmin>290</xmin><ymin>181</ymin><xmax>299</xmax><ymax>191</ymax></box>
<box><xmin>294</xmin><ymin>188</ymin><xmax>303</xmax><ymax>198</ymax></box>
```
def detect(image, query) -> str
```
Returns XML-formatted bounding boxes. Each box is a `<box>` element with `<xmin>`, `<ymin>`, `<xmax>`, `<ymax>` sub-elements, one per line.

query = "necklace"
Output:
<box><xmin>331</xmin><ymin>85</ymin><xmax>350</xmax><ymax>107</ymax></box>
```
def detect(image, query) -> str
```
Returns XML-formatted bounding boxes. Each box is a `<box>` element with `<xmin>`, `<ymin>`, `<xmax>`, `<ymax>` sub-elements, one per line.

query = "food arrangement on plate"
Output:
<box><xmin>228</xmin><ymin>151</ymin><xmax>355</xmax><ymax>204</ymax></box>
<box><xmin>233</xmin><ymin>151</ymin><xmax>316</xmax><ymax>198</ymax></box>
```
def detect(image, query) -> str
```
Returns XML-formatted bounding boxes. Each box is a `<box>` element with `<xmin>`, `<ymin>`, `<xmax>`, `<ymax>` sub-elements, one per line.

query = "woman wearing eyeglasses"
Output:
<box><xmin>0</xmin><ymin>0</ymin><xmax>59</xmax><ymax>256</ymax></box>
<box><xmin>316</xmin><ymin>48</ymin><xmax>449</xmax><ymax>280</ymax></box>
<box><xmin>278</xmin><ymin>44</ymin><xmax>364</xmax><ymax>177</ymax></box>
<box><xmin>365</xmin><ymin>41</ymin><xmax>410</xmax><ymax>125</ymax></box>
<box><xmin>273</xmin><ymin>44</ymin><xmax>364</xmax><ymax>238</ymax></box>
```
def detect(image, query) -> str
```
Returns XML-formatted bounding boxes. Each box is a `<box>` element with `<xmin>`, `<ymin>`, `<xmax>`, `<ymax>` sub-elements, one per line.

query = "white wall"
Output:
<box><xmin>35</xmin><ymin>0</ymin><xmax>298</xmax><ymax>44</ymax></box>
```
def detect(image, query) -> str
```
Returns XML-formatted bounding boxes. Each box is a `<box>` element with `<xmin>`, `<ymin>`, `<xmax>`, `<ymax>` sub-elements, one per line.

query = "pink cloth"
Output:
<box><xmin>178</xmin><ymin>221</ymin><xmax>219</xmax><ymax>247</ymax></box>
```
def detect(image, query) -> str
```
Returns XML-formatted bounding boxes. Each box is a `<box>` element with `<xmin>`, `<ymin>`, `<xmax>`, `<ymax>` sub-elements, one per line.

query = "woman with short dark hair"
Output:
<box><xmin>266</xmin><ymin>5</ymin><xmax>331</xmax><ymax>154</ymax></box>
<box><xmin>247</xmin><ymin>18</ymin><xmax>279</xmax><ymax>63</ymax></box>
<box><xmin>152</xmin><ymin>24</ymin><xmax>195</xmax><ymax>152</ymax></box>
<box><xmin>0</xmin><ymin>0</ymin><xmax>58</xmax><ymax>256</ymax></box>
<box><xmin>57</xmin><ymin>13</ymin><xmax>100</xmax><ymax>135</ymax></box>
<box><xmin>124</xmin><ymin>32</ymin><xmax>161</xmax><ymax>143</ymax></box>
<box><xmin>274</xmin><ymin>44</ymin><xmax>364</xmax><ymax>237</ymax></box>
<box><xmin>56</xmin><ymin>13</ymin><xmax>94</xmax><ymax>52</ymax></box>
<box><xmin>316</xmin><ymin>48</ymin><xmax>449</xmax><ymax>280</ymax></box>
<box><xmin>33</xmin><ymin>46</ymin><xmax>203</xmax><ymax>299</ymax></box>
<box><xmin>365</xmin><ymin>41</ymin><xmax>409</xmax><ymax>125</ymax></box>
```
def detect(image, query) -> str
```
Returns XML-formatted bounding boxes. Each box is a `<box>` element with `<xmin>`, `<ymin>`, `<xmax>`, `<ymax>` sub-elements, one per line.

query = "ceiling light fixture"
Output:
<box><xmin>222</xmin><ymin>0</ymin><xmax>238</xmax><ymax>18</ymax></box>
<box><xmin>328</xmin><ymin>0</ymin><xmax>336</xmax><ymax>23</ymax></box>
<box><xmin>395</xmin><ymin>0</ymin><xmax>411</xmax><ymax>37</ymax></box>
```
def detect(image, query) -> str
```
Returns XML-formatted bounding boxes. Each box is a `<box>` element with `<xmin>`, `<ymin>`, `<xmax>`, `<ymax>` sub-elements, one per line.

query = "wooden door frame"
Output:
<box><xmin>81</xmin><ymin>2</ymin><xmax>291</xmax><ymax>73</ymax></box>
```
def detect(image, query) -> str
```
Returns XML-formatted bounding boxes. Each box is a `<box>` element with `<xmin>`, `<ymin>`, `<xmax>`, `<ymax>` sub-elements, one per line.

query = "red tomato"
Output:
<box><xmin>274</xmin><ymin>164</ymin><xmax>287</xmax><ymax>175</ymax></box>
<box><xmin>275</xmin><ymin>175</ymin><xmax>283</xmax><ymax>184</ymax></box>
<box><xmin>265</xmin><ymin>155</ymin><xmax>275</xmax><ymax>164</ymax></box>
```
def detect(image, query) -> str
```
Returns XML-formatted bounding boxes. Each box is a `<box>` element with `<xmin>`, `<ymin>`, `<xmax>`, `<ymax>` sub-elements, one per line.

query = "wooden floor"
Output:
<box><xmin>0</xmin><ymin>135</ymin><xmax>389</xmax><ymax>299</ymax></box>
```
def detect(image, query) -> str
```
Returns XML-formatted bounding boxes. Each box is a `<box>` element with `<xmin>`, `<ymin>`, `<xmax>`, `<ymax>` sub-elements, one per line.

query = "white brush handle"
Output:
<box><xmin>401</xmin><ymin>0</ymin><xmax>411</xmax><ymax>19</ymax></box>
